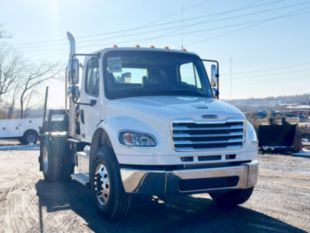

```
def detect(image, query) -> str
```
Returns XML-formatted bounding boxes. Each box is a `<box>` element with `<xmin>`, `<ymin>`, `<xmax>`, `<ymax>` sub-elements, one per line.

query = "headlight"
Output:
<box><xmin>246</xmin><ymin>121</ymin><xmax>258</xmax><ymax>144</ymax></box>
<box><xmin>119</xmin><ymin>131</ymin><xmax>157</xmax><ymax>147</ymax></box>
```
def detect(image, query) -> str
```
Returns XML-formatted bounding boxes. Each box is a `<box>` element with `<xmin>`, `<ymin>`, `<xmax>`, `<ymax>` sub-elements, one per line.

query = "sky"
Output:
<box><xmin>0</xmin><ymin>0</ymin><xmax>310</xmax><ymax>108</ymax></box>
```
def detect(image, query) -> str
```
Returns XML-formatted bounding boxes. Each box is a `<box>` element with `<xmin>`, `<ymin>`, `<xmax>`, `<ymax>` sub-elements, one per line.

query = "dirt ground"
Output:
<box><xmin>0</xmin><ymin>146</ymin><xmax>309</xmax><ymax>233</ymax></box>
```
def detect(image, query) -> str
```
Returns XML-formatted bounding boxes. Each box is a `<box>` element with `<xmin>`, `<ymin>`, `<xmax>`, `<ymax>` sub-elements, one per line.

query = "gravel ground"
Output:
<box><xmin>0</xmin><ymin>147</ymin><xmax>309</xmax><ymax>233</ymax></box>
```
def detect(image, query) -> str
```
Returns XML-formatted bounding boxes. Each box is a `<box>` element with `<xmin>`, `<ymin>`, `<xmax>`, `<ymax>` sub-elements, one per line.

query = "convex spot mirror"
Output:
<box><xmin>68</xmin><ymin>58</ymin><xmax>80</xmax><ymax>85</ymax></box>
<box><xmin>67</xmin><ymin>85</ymin><xmax>80</xmax><ymax>100</ymax></box>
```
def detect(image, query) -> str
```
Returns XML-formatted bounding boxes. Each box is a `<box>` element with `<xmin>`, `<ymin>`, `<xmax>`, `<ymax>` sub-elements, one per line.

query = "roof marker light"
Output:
<box><xmin>165</xmin><ymin>46</ymin><xmax>170</xmax><ymax>49</ymax></box>
<box><xmin>113</xmin><ymin>44</ymin><xmax>118</xmax><ymax>48</ymax></box>
<box><xmin>135</xmin><ymin>44</ymin><xmax>140</xmax><ymax>48</ymax></box>
<box><xmin>150</xmin><ymin>45</ymin><xmax>155</xmax><ymax>48</ymax></box>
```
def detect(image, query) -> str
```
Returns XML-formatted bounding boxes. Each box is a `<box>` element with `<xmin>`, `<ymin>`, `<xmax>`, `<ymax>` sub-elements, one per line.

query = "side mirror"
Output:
<box><xmin>210</xmin><ymin>64</ymin><xmax>218</xmax><ymax>88</ymax></box>
<box><xmin>202</xmin><ymin>59</ymin><xmax>220</xmax><ymax>99</ymax></box>
<box><xmin>68</xmin><ymin>58</ymin><xmax>79</xmax><ymax>85</ymax></box>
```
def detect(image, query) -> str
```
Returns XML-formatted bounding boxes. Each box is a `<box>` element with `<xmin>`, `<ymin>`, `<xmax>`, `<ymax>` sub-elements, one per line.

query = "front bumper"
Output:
<box><xmin>120</xmin><ymin>160</ymin><xmax>258</xmax><ymax>195</ymax></box>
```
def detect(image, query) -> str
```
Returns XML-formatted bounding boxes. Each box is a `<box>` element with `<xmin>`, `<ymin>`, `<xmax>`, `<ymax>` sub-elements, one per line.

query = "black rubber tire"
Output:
<box><xmin>209</xmin><ymin>187</ymin><xmax>254</xmax><ymax>208</ymax></box>
<box><xmin>90</xmin><ymin>147</ymin><xmax>131</xmax><ymax>220</ymax></box>
<box><xmin>42</xmin><ymin>136</ymin><xmax>74</xmax><ymax>182</ymax></box>
<box><xmin>22</xmin><ymin>130</ymin><xmax>38</xmax><ymax>145</ymax></box>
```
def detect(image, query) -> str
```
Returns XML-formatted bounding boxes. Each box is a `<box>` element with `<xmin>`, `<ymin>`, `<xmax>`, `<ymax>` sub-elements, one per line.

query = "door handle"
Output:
<box><xmin>80</xmin><ymin>110</ymin><xmax>85</xmax><ymax>124</ymax></box>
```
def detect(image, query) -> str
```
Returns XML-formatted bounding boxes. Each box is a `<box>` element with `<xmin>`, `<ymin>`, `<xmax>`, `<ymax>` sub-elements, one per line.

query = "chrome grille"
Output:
<box><xmin>172</xmin><ymin>120</ymin><xmax>244</xmax><ymax>151</ymax></box>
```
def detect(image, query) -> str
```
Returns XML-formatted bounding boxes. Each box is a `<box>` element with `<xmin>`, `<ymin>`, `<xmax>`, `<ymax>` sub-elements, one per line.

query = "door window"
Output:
<box><xmin>180</xmin><ymin>62</ymin><xmax>202</xmax><ymax>89</ymax></box>
<box><xmin>85</xmin><ymin>58</ymin><xmax>99</xmax><ymax>96</ymax></box>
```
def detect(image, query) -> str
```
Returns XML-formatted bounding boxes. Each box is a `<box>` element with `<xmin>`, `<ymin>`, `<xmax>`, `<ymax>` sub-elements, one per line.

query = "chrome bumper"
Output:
<box><xmin>120</xmin><ymin>160</ymin><xmax>258</xmax><ymax>195</ymax></box>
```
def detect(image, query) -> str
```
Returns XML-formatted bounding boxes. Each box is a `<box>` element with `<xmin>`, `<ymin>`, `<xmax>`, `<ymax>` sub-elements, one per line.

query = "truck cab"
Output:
<box><xmin>39</xmin><ymin>32</ymin><xmax>258</xmax><ymax>219</ymax></box>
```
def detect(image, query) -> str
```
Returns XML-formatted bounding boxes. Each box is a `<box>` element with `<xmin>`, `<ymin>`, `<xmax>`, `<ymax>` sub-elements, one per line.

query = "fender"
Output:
<box><xmin>89</xmin><ymin>115</ymin><xmax>159</xmax><ymax>172</ymax></box>
<box><xmin>89</xmin><ymin>126</ymin><xmax>111</xmax><ymax>175</ymax></box>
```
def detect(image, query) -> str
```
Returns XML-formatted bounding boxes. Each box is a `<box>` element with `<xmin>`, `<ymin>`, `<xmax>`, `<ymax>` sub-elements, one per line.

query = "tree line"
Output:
<box><xmin>0</xmin><ymin>26</ymin><xmax>62</xmax><ymax>119</ymax></box>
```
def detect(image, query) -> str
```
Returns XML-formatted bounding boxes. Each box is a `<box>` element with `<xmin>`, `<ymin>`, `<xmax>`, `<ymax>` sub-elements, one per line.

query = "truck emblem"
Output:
<box><xmin>202</xmin><ymin>114</ymin><xmax>218</xmax><ymax>119</ymax></box>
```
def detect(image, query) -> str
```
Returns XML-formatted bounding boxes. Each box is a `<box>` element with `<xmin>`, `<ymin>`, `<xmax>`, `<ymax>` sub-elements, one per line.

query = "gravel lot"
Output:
<box><xmin>0</xmin><ymin>145</ymin><xmax>309</xmax><ymax>233</ymax></box>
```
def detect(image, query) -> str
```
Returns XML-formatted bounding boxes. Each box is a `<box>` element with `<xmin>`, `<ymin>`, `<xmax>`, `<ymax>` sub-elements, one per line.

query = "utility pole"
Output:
<box><xmin>230</xmin><ymin>58</ymin><xmax>233</xmax><ymax>99</ymax></box>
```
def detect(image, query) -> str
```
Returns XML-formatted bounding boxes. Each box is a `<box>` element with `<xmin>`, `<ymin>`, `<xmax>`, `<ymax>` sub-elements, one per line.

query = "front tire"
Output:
<box><xmin>90</xmin><ymin>147</ymin><xmax>131</xmax><ymax>220</ymax></box>
<box><xmin>209</xmin><ymin>187</ymin><xmax>254</xmax><ymax>207</ymax></box>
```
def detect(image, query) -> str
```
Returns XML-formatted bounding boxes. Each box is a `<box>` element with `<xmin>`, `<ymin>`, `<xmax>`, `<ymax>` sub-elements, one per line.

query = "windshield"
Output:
<box><xmin>103</xmin><ymin>50</ymin><xmax>212</xmax><ymax>99</ymax></box>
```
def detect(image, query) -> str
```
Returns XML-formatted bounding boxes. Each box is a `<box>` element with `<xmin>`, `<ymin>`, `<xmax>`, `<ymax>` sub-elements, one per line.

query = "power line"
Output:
<box><xmin>12</xmin><ymin>0</ymin><xmax>210</xmax><ymax>47</ymax></box>
<box><xmin>186</xmin><ymin>8</ymin><xmax>310</xmax><ymax>46</ymax></box>
<box><xmin>220</xmin><ymin>67</ymin><xmax>310</xmax><ymax>85</ymax></box>
<box><xmin>11</xmin><ymin>0</ymin><xmax>285</xmax><ymax>47</ymax></box>
<box><xmin>15</xmin><ymin>7</ymin><xmax>310</xmax><ymax>54</ymax></box>
<box><xmin>221</xmin><ymin>62</ymin><xmax>310</xmax><ymax>76</ymax></box>
<box><xmin>15</xmin><ymin>1</ymin><xmax>310</xmax><ymax>51</ymax></box>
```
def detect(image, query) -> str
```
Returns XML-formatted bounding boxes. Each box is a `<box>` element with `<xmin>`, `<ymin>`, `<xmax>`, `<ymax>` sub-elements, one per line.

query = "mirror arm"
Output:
<box><xmin>77</xmin><ymin>102</ymin><xmax>95</xmax><ymax>106</ymax></box>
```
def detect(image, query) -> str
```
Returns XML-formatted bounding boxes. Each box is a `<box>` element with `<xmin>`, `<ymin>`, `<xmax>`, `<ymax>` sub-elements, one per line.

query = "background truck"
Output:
<box><xmin>0</xmin><ymin>118</ymin><xmax>41</xmax><ymax>144</ymax></box>
<box><xmin>39</xmin><ymin>32</ymin><xmax>259</xmax><ymax>219</ymax></box>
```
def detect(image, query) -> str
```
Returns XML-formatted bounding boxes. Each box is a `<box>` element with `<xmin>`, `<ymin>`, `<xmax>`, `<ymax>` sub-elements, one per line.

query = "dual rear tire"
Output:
<box><xmin>41</xmin><ymin>136</ymin><xmax>74</xmax><ymax>182</ymax></box>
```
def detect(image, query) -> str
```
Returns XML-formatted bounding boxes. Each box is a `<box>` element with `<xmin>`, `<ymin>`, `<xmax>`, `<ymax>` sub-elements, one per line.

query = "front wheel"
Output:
<box><xmin>209</xmin><ymin>187</ymin><xmax>254</xmax><ymax>208</ymax></box>
<box><xmin>90</xmin><ymin>147</ymin><xmax>131</xmax><ymax>220</ymax></box>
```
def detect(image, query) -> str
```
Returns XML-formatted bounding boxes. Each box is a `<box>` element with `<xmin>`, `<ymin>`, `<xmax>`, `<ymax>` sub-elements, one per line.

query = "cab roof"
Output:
<box><xmin>93</xmin><ymin>47</ymin><xmax>198</xmax><ymax>57</ymax></box>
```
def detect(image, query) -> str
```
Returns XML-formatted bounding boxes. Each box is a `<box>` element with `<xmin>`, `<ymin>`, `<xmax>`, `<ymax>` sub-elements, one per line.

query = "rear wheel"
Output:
<box><xmin>91</xmin><ymin>147</ymin><xmax>131</xmax><ymax>219</ymax></box>
<box><xmin>209</xmin><ymin>187</ymin><xmax>254</xmax><ymax>207</ymax></box>
<box><xmin>41</xmin><ymin>136</ymin><xmax>74</xmax><ymax>182</ymax></box>
<box><xmin>21</xmin><ymin>130</ymin><xmax>38</xmax><ymax>144</ymax></box>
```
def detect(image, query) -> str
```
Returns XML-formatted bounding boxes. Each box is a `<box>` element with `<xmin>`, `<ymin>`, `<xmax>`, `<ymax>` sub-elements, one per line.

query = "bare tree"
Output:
<box><xmin>0</xmin><ymin>25</ymin><xmax>10</xmax><ymax>39</ymax></box>
<box><xmin>19</xmin><ymin>63</ymin><xmax>62</xmax><ymax>118</ymax></box>
<box><xmin>0</xmin><ymin>26</ymin><xmax>63</xmax><ymax>119</ymax></box>
<box><xmin>0</xmin><ymin>46</ymin><xmax>24</xmax><ymax>100</ymax></box>
<box><xmin>6</xmin><ymin>84</ymin><xmax>19</xmax><ymax>118</ymax></box>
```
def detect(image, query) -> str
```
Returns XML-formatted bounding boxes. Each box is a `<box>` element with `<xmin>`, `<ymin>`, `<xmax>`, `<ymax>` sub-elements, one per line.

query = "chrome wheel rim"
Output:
<box><xmin>94</xmin><ymin>163</ymin><xmax>110</xmax><ymax>205</ymax></box>
<box><xmin>42</xmin><ymin>146</ymin><xmax>48</xmax><ymax>173</ymax></box>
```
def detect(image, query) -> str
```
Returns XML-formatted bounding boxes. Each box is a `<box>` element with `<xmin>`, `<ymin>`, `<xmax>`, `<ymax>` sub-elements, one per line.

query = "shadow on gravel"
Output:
<box><xmin>35</xmin><ymin>180</ymin><xmax>306</xmax><ymax>233</ymax></box>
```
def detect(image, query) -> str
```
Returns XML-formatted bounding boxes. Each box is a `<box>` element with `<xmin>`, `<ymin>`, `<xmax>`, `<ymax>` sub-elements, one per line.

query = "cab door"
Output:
<box><xmin>79</xmin><ymin>57</ymin><xmax>101</xmax><ymax>142</ymax></box>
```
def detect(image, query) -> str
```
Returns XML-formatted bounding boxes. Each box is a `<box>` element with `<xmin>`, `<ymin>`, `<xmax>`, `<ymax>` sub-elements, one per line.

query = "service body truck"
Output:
<box><xmin>0</xmin><ymin>118</ymin><xmax>41</xmax><ymax>144</ymax></box>
<box><xmin>39</xmin><ymin>32</ymin><xmax>258</xmax><ymax>219</ymax></box>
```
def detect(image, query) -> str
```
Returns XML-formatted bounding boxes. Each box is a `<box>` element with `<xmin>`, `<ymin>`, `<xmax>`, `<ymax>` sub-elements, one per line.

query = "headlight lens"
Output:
<box><xmin>119</xmin><ymin>131</ymin><xmax>157</xmax><ymax>147</ymax></box>
<box><xmin>246</xmin><ymin>121</ymin><xmax>258</xmax><ymax>144</ymax></box>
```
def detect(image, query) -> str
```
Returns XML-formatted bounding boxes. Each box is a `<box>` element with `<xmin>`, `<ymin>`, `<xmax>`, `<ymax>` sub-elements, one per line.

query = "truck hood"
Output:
<box><xmin>107</xmin><ymin>96</ymin><xmax>245</xmax><ymax>122</ymax></box>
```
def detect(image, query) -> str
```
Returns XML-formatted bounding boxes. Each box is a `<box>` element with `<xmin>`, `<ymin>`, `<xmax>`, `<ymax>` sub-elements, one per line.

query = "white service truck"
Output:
<box><xmin>0</xmin><ymin>118</ymin><xmax>41</xmax><ymax>144</ymax></box>
<box><xmin>39</xmin><ymin>32</ymin><xmax>258</xmax><ymax>219</ymax></box>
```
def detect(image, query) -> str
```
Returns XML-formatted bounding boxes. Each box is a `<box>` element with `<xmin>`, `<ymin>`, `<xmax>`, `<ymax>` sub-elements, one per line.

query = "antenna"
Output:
<box><xmin>230</xmin><ymin>58</ymin><xmax>233</xmax><ymax>99</ymax></box>
<box><xmin>181</xmin><ymin>5</ymin><xmax>184</xmax><ymax>50</ymax></box>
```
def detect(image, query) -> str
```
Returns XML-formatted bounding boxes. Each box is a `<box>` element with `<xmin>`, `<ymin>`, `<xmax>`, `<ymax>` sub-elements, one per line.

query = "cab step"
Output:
<box><xmin>71</xmin><ymin>173</ymin><xmax>89</xmax><ymax>186</ymax></box>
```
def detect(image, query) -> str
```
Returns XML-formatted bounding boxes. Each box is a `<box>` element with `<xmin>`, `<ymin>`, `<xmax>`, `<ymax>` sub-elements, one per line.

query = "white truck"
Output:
<box><xmin>0</xmin><ymin>118</ymin><xmax>41</xmax><ymax>144</ymax></box>
<box><xmin>39</xmin><ymin>32</ymin><xmax>258</xmax><ymax>219</ymax></box>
